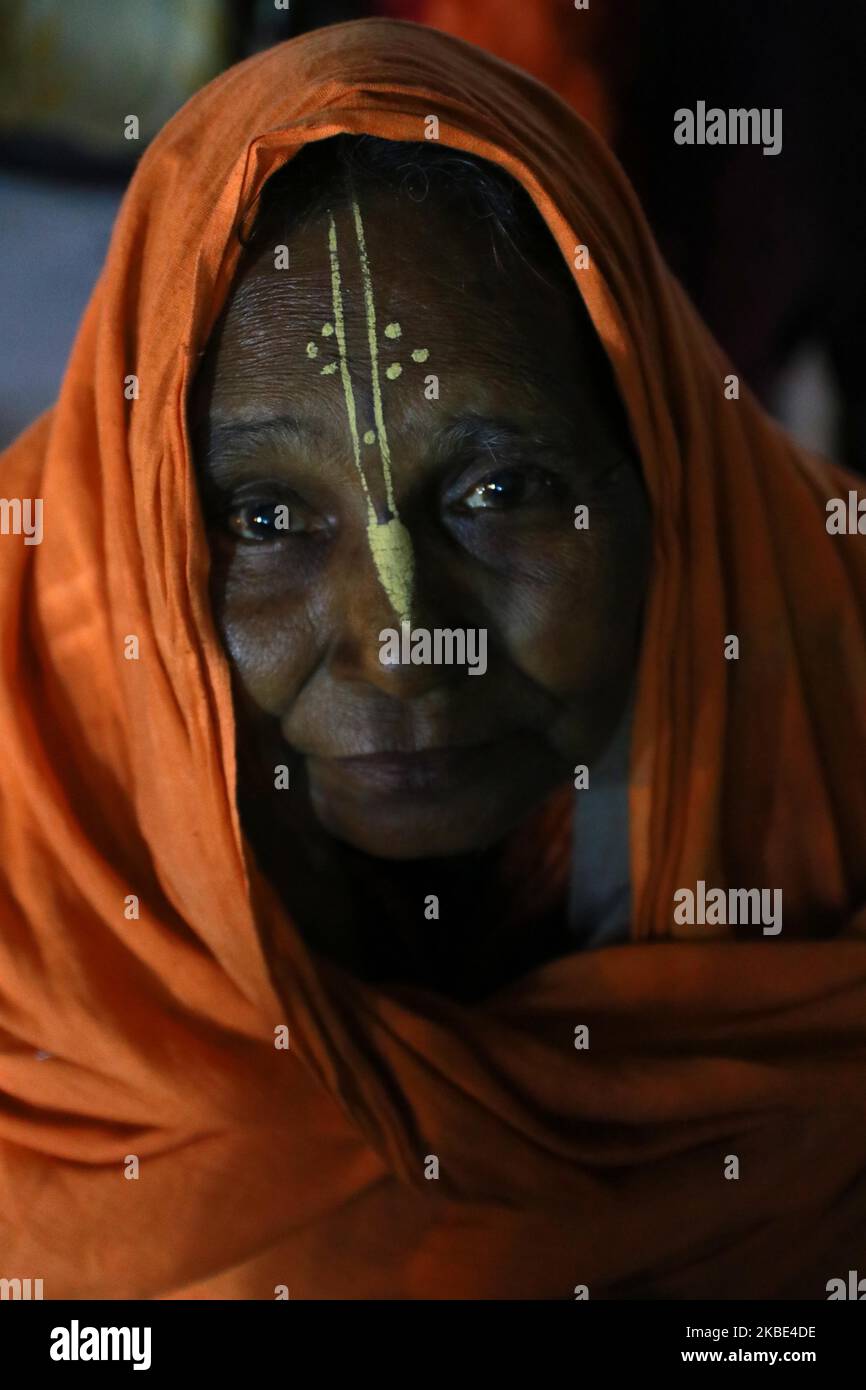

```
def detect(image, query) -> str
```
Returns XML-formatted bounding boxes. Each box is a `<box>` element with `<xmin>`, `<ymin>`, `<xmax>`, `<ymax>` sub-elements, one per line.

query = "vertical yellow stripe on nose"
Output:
<box><xmin>328</xmin><ymin>209</ymin><xmax>417</xmax><ymax>625</ymax></box>
<box><xmin>352</xmin><ymin>200</ymin><xmax>415</xmax><ymax>626</ymax></box>
<box><xmin>327</xmin><ymin>208</ymin><xmax>415</xmax><ymax>626</ymax></box>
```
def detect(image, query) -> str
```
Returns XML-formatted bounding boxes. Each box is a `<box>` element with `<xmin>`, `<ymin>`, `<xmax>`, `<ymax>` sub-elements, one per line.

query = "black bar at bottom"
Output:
<box><xmin>0</xmin><ymin>1298</ymin><xmax>860</xmax><ymax>1375</ymax></box>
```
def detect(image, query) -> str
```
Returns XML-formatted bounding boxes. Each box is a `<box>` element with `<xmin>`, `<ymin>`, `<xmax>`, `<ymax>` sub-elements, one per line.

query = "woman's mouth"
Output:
<box><xmin>311</xmin><ymin>742</ymin><xmax>500</xmax><ymax>795</ymax></box>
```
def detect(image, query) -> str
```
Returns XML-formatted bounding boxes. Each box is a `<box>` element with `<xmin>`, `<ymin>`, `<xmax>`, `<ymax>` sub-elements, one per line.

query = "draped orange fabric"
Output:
<box><xmin>385</xmin><ymin>0</ymin><xmax>621</xmax><ymax>138</ymax></box>
<box><xmin>2</xmin><ymin>18</ymin><xmax>866</xmax><ymax>1300</ymax></box>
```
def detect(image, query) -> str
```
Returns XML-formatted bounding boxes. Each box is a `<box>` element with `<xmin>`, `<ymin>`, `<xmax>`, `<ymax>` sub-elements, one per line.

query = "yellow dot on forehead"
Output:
<box><xmin>320</xmin><ymin>362</ymin><xmax>338</xmax><ymax>375</ymax></box>
<box><xmin>385</xmin><ymin>322</ymin><xmax>402</xmax><ymax>339</ymax></box>
<box><xmin>306</xmin><ymin>341</ymin><xmax>319</xmax><ymax>358</ymax></box>
<box><xmin>411</xmin><ymin>347</ymin><xmax>429</xmax><ymax>363</ymax></box>
<box><xmin>321</xmin><ymin>323</ymin><xmax>334</xmax><ymax>336</ymax></box>
<box><xmin>385</xmin><ymin>363</ymin><xmax>402</xmax><ymax>380</ymax></box>
<box><xmin>363</xmin><ymin>429</ymin><xmax>377</xmax><ymax>445</ymax></box>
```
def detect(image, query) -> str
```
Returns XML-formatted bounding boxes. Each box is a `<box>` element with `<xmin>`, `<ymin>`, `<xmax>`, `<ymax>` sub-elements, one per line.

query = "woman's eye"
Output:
<box><xmin>458</xmin><ymin>467</ymin><xmax>556</xmax><ymax>512</ymax></box>
<box><xmin>224</xmin><ymin>501</ymin><xmax>309</xmax><ymax>542</ymax></box>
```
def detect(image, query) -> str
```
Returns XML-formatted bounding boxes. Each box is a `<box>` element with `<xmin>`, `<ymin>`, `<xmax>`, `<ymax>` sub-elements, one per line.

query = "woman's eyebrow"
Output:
<box><xmin>193</xmin><ymin>412</ymin><xmax>326</xmax><ymax>481</ymax></box>
<box><xmin>204</xmin><ymin>412</ymin><xmax>313</xmax><ymax>453</ymax></box>
<box><xmin>429</xmin><ymin>414</ymin><xmax>573</xmax><ymax>460</ymax></box>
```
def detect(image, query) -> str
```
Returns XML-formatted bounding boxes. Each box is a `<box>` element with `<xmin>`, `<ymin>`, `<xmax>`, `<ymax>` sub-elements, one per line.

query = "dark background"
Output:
<box><xmin>2</xmin><ymin>0</ymin><xmax>863</xmax><ymax>466</ymax></box>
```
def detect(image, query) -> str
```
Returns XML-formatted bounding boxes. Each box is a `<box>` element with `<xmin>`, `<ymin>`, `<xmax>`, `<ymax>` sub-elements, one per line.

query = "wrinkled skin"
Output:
<box><xmin>190</xmin><ymin>186</ymin><xmax>651</xmax><ymax>992</ymax></box>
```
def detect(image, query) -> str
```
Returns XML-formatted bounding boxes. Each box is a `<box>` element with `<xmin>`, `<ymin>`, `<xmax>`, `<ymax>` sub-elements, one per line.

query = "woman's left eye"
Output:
<box><xmin>458</xmin><ymin>467</ymin><xmax>557</xmax><ymax>512</ymax></box>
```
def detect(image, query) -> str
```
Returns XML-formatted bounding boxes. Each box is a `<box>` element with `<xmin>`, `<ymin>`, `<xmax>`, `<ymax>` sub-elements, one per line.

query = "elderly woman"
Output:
<box><xmin>1</xmin><ymin>18</ymin><xmax>865</xmax><ymax>1302</ymax></box>
<box><xmin>191</xmin><ymin>130</ymin><xmax>650</xmax><ymax>999</ymax></box>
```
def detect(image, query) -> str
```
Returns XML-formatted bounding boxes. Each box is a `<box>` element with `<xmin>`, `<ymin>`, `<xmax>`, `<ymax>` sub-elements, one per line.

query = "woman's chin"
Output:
<box><xmin>312</xmin><ymin>803</ymin><xmax>509</xmax><ymax>860</ymax></box>
<box><xmin>306</xmin><ymin>779</ymin><xmax>532</xmax><ymax>860</ymax></box>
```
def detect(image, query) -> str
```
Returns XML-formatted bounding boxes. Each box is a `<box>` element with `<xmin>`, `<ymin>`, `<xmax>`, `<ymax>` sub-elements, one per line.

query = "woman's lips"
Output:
<box><xmin>312</xmin><ymin>743</ymin><xmax>499</xmax><ymax>795</ymax></box>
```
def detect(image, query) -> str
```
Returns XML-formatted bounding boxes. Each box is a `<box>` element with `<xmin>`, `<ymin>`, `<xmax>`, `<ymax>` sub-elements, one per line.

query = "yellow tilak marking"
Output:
<box><xmin>327</xmin><ymin>215</ymin><xmax>370</xmax><ymax>507</ymax></box>
<box><xmin>328</xmin><ymin>210</ymin><xmax>414</xmax><ymax>624</ymax></box>
<box><xmin>351</xmin><ymin>198</ymin><xmax>414</xmax><ymax>624</ymax></box>
<box><xmin>352</xmin><ymin>201</ymin><xmax>397</xmax><ymax>511</ymax></box>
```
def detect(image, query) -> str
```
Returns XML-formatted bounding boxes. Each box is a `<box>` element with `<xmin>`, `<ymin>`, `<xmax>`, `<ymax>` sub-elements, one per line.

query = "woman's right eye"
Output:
<box><xmin>223</xmin><ymin>500</ymin><xmax>313</xmax><ymax>542</ymax></box>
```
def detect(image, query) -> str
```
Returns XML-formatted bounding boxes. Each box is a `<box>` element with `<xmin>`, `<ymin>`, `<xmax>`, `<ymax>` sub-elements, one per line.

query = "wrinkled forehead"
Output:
<box><xmin>201</xmin><ymin>189</ymin><xmax>604</xmax><ymax>414</ymax></box>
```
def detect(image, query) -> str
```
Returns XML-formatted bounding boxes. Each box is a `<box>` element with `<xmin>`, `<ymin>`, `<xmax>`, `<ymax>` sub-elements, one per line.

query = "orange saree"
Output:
<box><xmin>1</xmin><ymin>19</ymin><xmax>865</xmax><ymax>1299</ymax></box>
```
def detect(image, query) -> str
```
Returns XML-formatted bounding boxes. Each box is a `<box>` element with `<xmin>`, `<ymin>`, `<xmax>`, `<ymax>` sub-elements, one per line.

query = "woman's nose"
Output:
<box><xmin>325</xmin><ymin>521</ymin><xmax>468</xmax><ymax>697</ymax></box>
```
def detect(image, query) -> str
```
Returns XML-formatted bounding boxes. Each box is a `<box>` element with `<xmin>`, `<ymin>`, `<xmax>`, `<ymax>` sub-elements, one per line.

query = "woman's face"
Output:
<box><xmin>190</xmin><ymin>188</ymin><xmax>650</xmax><ymax>860</ymax></box>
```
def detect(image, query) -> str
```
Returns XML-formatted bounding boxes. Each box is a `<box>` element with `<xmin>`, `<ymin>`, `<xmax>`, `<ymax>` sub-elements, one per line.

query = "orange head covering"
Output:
<box><xmin>2</xmin><ymin>18</ymin><xmax>866</xmax><ymax>1299</ymax></box>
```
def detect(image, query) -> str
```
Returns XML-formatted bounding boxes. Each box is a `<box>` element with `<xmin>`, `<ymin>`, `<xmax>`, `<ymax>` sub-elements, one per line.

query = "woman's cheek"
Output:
<box><xmin>215</xmin><ymin>569</ymin><xmax>317</xmax><ymax>717</ymax></box>
<box><xmin>491</xmin><ymin>522</ymin><xmax>630</xmax><ymax>692</ymax></box>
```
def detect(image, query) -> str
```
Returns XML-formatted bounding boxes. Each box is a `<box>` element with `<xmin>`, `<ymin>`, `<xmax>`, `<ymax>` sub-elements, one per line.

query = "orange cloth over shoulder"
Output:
<box><xmin>1</xmin><ymin>19</ymin><xmax>866</xmax><ymax>1300</ymax></box>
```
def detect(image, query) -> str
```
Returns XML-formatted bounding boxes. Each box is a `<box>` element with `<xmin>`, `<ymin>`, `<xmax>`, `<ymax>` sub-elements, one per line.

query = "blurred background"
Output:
<box><xmin>1</xmin><ymin>0</ymin><xmax>864</xmax><ymax>466</ymax></box>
